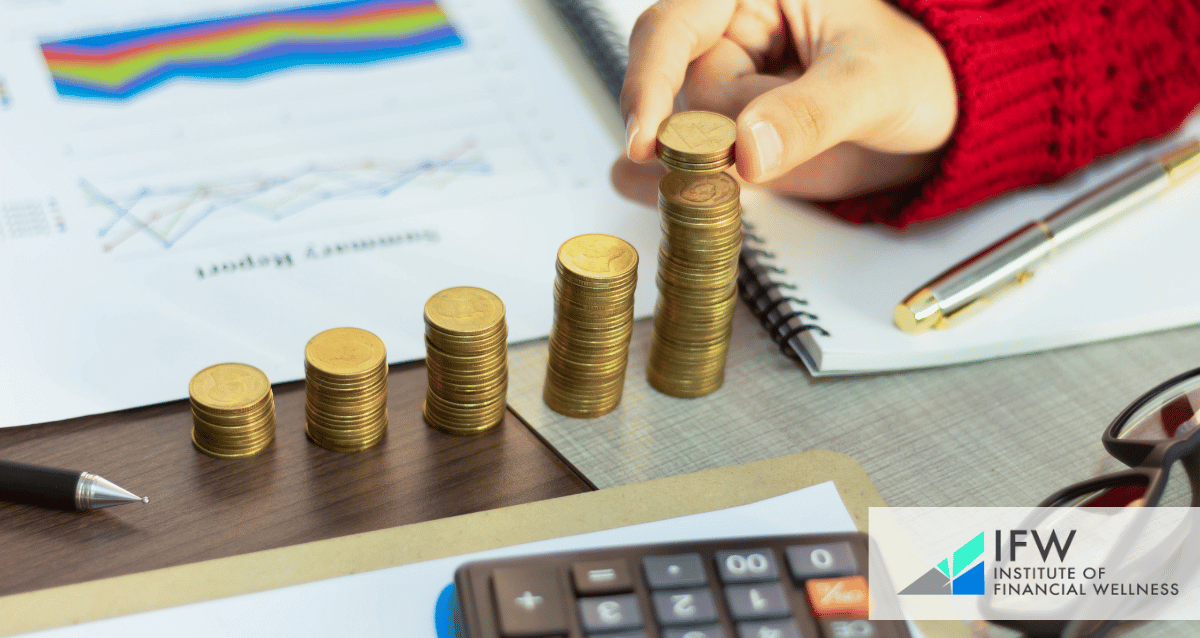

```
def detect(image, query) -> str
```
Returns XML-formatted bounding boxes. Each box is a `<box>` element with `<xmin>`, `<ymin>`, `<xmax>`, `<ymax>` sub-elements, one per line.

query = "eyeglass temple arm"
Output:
<box><xmin>1183</xmin><ymin>454</ymin><xmax>1200</xmax><ymax>507</ymax></box>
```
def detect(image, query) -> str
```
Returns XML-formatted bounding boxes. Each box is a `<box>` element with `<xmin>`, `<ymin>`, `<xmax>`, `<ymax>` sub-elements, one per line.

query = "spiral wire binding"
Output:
<box><xmin>547</xmin><ymin>0</ymin><xmax>628</xmax><ymax>101</ymax></box>
<box><xmin>738</xmin><ymin>224</ymin><xmax>829</xmax><ymax>363</ymax></box>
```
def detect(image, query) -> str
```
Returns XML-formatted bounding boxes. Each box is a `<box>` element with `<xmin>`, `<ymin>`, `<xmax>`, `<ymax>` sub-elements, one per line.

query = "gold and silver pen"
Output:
<box><xmin>895</xmin><ymin>139</ymin><xmax>1200</xmax><ymax>334</ymax></box>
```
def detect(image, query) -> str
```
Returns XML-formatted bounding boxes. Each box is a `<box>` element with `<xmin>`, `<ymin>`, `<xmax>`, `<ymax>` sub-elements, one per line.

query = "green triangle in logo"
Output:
<box><xmin>952</xmin><ymin>532</ymin><xmax>985</xmax><ymax>577</ymax></box>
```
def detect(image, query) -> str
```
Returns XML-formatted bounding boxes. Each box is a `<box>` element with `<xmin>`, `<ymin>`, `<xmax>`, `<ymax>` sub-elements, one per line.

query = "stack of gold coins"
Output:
<box><xmin>304</xmin><ymin>327</ymin><xmax>389</xmax><ymax>452</ymax></box>
<box><xmin>189</xmin><ymin>363</ymin><xmax>276</xmax><ymax>459</ymax></box>
<box><xmin>649</xmin><ymin>111</ymin><xmax>741</xmax><ymax>398</ymax></box>
<box><xmin>543</xmin><ymin>234</ymin><xmax>639</xmax><ymax>418</ymax></box>
<box><xmin>423</xmin><ymin>286</ymin><xmax>508</xmax><ymax>435</ymax></box>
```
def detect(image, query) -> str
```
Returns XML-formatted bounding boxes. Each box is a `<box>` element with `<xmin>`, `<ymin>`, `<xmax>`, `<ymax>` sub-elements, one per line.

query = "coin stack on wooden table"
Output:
<box><xmin>189</xmin><ymin>363</ymin><xmax>277</xmax><ymax>459</ymax></box>
<box><xmin>423</xmin><ymin>286</ymin><xmax>509</xmax><ymax>435</ymax></box>
<box><xmin>543</xmin><ymin>234</ymin><xmax>639</xmax><ymax>418</ymax></box>
<box><xmin>304</xmin><ymin>327</ymin><xmax>389</xmax><ymax>452</ymax></box>
<box><xmin>648</xmin><ymin>111</ymin><xmax>742</xmax><ymax>398</ymax></box>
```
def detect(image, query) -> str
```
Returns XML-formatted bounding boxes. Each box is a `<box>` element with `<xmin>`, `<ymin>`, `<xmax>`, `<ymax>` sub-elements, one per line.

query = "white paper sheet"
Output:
<box><xmin>21</xmin><ymin>481</ymin><xmax>855</xmax><ymax>638</ymax></box>
<box><xmin>0</xmin><ymin>0</ymin><xmax>659</xmax><ymax>426</ymax></box>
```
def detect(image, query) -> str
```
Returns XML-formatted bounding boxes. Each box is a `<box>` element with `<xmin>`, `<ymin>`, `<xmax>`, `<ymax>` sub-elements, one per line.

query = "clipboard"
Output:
<box><xmin>0</xmin><ymin>450</ymin><xmax>968</xmax><ymax>638</ymax></box>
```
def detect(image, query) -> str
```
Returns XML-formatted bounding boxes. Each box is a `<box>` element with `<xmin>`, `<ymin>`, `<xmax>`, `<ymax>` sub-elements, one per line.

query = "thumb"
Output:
<box><xmin>735</xmin><ymin>54</ymin><xmax>884</xmax><ymax>183</ymax></box>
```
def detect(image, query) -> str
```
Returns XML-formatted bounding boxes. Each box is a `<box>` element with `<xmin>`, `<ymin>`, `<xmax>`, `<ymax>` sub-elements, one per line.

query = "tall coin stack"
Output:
<box><xmin>189</xmin><ymin>363</ymin><xmax>276</xmax><ymax>459</ymax></box>
<box><xmin>649</xmin><ymin>111</ymin><xmax>741</xmax><ymax>398</ymax></box>
<box><xmin>543</xmin><ymin>234</ymin><xmax>639</xmax><ymax>418</ymax></box>
<box><xmin>423</xmin><ymin>286</ymin><xmax>508</xmax><ymax>435</ymax></box>
<box><xmin>304</xmin><ymin>327</ymin><xmax>389</xmax><ymax>452</ymax></box>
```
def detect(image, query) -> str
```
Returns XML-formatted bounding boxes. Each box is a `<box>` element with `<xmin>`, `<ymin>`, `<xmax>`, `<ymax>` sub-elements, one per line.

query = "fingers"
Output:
<box><xmin>735</xmin><ymin>51</ymin><xmax>878</xmax><ymax>183</ymax></box>
<box><xmin>614</xmin><ymin>142</ymin><xmax>939</xmax><ymax>207</ymax></box>
<box><xmin>621</xmin><ymin>0</ymin><xmax>737</xmax><ymax>163</ymax></box>
<box><xmin>682</xmin><ymin>37</ymin><xmax>780</xmax><ymax>118</ymax></box>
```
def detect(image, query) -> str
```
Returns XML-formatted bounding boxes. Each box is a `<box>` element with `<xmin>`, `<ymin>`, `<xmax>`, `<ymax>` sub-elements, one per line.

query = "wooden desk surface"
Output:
<box><xmin>0</xmin><ymin>359</ymin><xmax>590</xmax><ymax>598</ymax></box>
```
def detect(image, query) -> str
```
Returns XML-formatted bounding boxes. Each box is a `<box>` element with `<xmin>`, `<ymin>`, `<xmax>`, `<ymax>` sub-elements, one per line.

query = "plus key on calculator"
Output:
<box><xmin>451</xmin><ymin>532</ymin><xmax>910</xmax><ymax>638</ymax></box>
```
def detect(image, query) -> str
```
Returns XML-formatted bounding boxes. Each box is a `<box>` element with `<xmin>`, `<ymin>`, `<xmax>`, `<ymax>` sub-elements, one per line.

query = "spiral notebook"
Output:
<box><xmin>736</xmin><ymin>127</ymin><xmax>1200</xmax><ymax>375</ymax></box>
<box><xmin>553</xmin><ymin>0</ymin><xmax>1200</xmax><ymax>375</ymax></box>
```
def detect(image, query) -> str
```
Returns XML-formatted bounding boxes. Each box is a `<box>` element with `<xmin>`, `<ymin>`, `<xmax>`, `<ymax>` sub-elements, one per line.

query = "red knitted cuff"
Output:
<box><xmin>825</xmin><ymin>0</ymin><xmax>1200</xmax><ymax>229</ymax></box>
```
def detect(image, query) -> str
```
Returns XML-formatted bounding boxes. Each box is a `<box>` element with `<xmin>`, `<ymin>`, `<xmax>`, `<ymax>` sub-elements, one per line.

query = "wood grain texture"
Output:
<box><xmin>0</xmin><ymin>360</ymin><xmax>590</xmax><ymax>597</ymax></box>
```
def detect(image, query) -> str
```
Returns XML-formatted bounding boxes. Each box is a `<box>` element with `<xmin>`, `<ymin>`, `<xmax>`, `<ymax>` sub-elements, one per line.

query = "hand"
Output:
<box><xmin>614</xmin><ymin>0</ymin><xmax>958</xmax><ymax>205</ymax></box>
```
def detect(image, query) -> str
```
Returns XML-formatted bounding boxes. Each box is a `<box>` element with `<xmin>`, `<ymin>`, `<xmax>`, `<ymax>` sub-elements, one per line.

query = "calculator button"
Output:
<box><xmin>651</xmin><ymin>587</ymin><xmax>718</xmax><ymax>625</ymax></box>
<box><xmin>644</xmin><ymin>553</ymin><xmax>707</xmax><ymax>588</ymax></box>
<box><xmin>736</xmin><ymin>619</ymin><xmax>806</xmax><ymax>638</ymax></box>
<box><xmin>819</xmin><ymin>619</ymin><xmax>896</xmax><ymax>638</ymax></box>
<box><xmin>786</xmin><ymin>542</ymin><xmax>858</xmax><ymax>580</ymax></box>
<box><xmin>715</xmin><ymin>549</ymin><xmax>780</xmax><ymax>582</ymax></box>
<box><xmin>491</xmin><ymin>567</ymin><xmax>568</xmax><ymax>637</ymax></box>
<box><xmin>805</xmin><ymin>576</ymin><xmax>870</xmax><ymax>618</ymax></box>
<box><xmin>663</xmin><ymin>625</ymin><xmax>729</xmax><ymax>638</ymax></box>
<box><xmin>724</xmin><ymin>582</ymin><xmax>791</xmax><ymax>619</ymax></box>
<box><xmin>578</xmin><ymin>594</ymin><xmax>643</xmax><ymax>632</ymax></box>
<box><xmin>573</xmin><ymin>559</ymin><xmax>633</xmax><ymax>594</ymax></box>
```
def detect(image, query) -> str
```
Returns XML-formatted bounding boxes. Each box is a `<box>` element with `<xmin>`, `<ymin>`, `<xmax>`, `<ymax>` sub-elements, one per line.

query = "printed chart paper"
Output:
<box><xmin>0</xmin><ymin>0</ymin><xmax>659</xmax><ymax>426</ymax></box>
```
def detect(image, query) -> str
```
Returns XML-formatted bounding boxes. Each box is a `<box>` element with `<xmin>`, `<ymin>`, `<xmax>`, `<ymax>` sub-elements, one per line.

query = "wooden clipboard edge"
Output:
<box><xmin>0</xmin><ymin>449</ymin><xmax>964</xmax><ymax>638</ymax></box>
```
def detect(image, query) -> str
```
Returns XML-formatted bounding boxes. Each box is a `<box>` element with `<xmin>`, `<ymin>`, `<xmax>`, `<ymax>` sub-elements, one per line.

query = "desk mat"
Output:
<box><xmin>0</xmin><ymin>449</ymin><xmax>963</xmax><ymax>638</ymax></box>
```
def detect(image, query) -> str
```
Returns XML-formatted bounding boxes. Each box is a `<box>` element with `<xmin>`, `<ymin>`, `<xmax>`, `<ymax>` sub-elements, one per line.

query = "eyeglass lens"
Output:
<box><xmin>1117</xmin><ymin>374</ymin><xmax>1200</xmax><ymax>440</ymax></box>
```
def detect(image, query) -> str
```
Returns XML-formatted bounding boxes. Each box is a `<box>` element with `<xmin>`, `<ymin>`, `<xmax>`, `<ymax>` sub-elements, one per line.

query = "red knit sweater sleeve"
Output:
<box><xmin>824</xmin><ymin>0</ymin><xmax>1200</xmax><ymax>228</ymax></box>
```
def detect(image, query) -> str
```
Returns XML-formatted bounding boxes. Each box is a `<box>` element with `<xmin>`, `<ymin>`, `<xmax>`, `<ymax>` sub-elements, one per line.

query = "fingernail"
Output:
<box><xmin>625</xmin><ymin>113</ymin><xmax>640</xmax><ymax>159</ymax></box>
<box><xmin>749</xmin><ymin>121</ymin><xmax>783</xmax><ymax>173</ymax></box>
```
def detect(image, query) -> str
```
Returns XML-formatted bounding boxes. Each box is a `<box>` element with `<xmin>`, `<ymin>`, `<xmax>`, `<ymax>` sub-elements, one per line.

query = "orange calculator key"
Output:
<box><xmin>805</xmin><ymin>576</ymin><xmax>870</xmax><ymax>618</ymax></box>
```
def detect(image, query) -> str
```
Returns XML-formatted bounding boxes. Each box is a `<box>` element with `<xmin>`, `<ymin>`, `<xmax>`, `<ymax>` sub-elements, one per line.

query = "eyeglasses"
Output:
<box><xmin>1041</xmin><ymin>365</ymin><xmax>1200</xmax><ymax>509</ymax></box>
<box><xmin>985</xmin><ymin>366</ymin><xmax>1200</xmax><ymax>638</ymax></box>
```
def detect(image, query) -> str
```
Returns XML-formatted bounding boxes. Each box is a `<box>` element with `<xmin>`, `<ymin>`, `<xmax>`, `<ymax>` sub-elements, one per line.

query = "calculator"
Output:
<box><xmin>451</xmin><ymin>532</ymin><xmax>910</xmax><ymax>638</ymax></box>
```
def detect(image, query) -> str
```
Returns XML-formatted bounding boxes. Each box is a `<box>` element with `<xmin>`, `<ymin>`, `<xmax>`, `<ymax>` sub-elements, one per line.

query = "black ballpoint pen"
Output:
<box><xmin>0</xmin><ymin>459</ymin><xmax>148</xmax><ymax>510</ymax></box>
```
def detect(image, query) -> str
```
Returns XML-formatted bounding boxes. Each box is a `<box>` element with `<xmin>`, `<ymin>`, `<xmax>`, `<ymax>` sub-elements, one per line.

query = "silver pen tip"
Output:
<box><xmin>141</xmin><ymin>496</ymin><xmax>150</xmax><ymax>504</ymax></box>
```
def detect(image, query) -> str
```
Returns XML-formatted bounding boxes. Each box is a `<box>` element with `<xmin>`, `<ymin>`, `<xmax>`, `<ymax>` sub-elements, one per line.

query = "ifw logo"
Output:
<box><xmin>899</xmin><ymin>532</ymin><xmax>985</xmax><ymax>596</ymax></box>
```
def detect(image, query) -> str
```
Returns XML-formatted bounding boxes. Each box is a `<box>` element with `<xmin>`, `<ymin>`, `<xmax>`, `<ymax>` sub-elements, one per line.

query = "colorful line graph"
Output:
<box><xmin>40</xmin><ymin>0</ymin><xmax>464</xmax><ymax>101</ymax></box>
<box><xmin>86</xmin><ymin>138</ymin><xmax>489</xmax><ymax>252</ymax></box>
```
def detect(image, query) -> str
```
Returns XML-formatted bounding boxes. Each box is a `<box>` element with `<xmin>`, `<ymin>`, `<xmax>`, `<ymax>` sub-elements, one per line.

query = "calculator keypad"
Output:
<box><xmin>453</xmin><ymin>533</ymin><xmax>909</xmax><ymax>638</ymax></box>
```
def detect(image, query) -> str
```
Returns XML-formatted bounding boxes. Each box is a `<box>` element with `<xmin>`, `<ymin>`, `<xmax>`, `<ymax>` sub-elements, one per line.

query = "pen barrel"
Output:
<box><xmin>1043</xmin><ymin>161</ymin><xmax>1170</xmax><ymax>250</ymax></box>
<box><xmin>0</xmin><ymin>460</ymin><xmax>82</xmax><ymax>510</ymax></box>
<box><xmin>930</xmin><ymin>222</ymin><xmax>1056</xmax><ymax>317</ymax></box>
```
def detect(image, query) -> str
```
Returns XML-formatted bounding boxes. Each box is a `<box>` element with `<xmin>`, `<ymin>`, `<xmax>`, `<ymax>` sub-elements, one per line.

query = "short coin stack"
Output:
<box><xmin>543</xmin><ymin>234</ymin><xmax>639</xmax><ymax>418</ymax></box>
<box><xmin>649</xmin><ymin>111</ymin><xmax>742</xmax><ymax>398</ymax></box>
<box><xmin>423</xmin><ymin>286</ymin><xmax>508</xmax><ymax>435</ymax></box>
<box><xmin>304</xmin><ymin>327</ymin><xmax>389</xmax><ymax>452</ymax></box>
<box><xmin>189</xmin><ymin>363</ymin><xmax>276</xmax><ymax>459</ymax></box>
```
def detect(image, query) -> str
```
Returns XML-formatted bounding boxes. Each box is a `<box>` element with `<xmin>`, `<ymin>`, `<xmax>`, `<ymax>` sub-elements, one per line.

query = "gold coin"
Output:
<box><xmin>422</xmin><ymin>402</ymin><xmax>504</xmax><ymax>436</ymax></box>
<box><xmin>189</xmin><ymin>363</ymin><xmax>271</xmax><ymax>413</ymax></box>
<box><xmin>659</xmin><ymin>172</ymin><xmax>740</xmax><ymax>214</ymax></box>
<box><xmin>192</xmin><ymin>432</ymin><xmax>274</xmax><ymax>460</ymax></box>
<box><xmin>656</xmin><ymin>111</ymin><xmax>736</xmax><ymax>160</ymax></box>
<box><xmin>557</xmin><ymin>234</ymin><xmax>639</xmax><ymax>283</ymax></box>
<box><xmin>424</xmin><ymin>287</ymin><xmax>506</xmax><ymax>336</ymax></box>
<box><xmin>658</xmin><ymin>157</ymin><xmax>736</xmax><ymax>175</ymax></box>
<box><xmin>305</xmin><ymin>327</ymin><xmax>387</xmax><ymax>378</ymax></box>
<box><xmin>190</xmin><ymin>398</ymin><xmax>274</xmax><ymax>425</ymax></box>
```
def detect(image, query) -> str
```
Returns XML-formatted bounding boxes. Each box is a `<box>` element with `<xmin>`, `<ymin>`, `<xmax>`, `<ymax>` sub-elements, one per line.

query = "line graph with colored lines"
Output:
<box><xmin>40</xmin><ymin>0</ymin><xmax>463</xmax><ymax>101</ymax></box>
<box><xmin>87</xmin><ymin>138</ymin><xmax>489</xmax><ymax>252</ymax></box>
